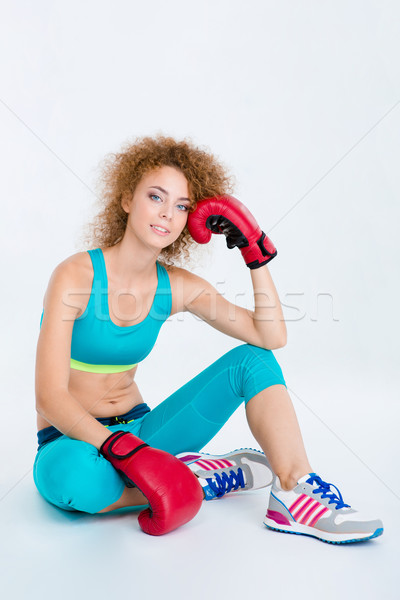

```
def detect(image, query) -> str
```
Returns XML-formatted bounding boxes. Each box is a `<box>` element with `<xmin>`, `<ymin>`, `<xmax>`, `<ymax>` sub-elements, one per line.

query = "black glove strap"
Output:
<box><xmin>100</xmin><ymin>430</ymin><xmax>149</xmax><ymax>460</ymax></box>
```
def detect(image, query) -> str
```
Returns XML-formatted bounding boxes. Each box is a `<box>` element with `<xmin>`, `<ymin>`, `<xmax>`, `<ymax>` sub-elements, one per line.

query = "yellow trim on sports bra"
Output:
<box><xmin>70</xmin><ymin>358</ymin><xmax>138</xmax><ymax>374</ymax></box>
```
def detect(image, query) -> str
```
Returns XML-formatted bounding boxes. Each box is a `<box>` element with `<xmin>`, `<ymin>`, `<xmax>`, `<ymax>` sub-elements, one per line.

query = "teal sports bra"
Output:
<box><xmin>39</xmin><ymin>248</ymin><xmax>172</xmax><ymax>374</ymax></box>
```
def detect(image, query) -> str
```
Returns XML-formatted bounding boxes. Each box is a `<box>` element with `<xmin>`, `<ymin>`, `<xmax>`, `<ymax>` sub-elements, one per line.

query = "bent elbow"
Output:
<box><xmin>267</xmin><ymin>331</ymin><xmax>287</xmax><ymax>350</ymax></box>
<box><xmin>269</xmin><ymin>340</ymin><xmax>286</xmax><ymax>350</ymax></box>
<box><xmin>278</xmin><ymin>332</ymin><xmax>287</xmax><ymax>348</ymax></box>
<box><xmin>276</xmin><ymin>324</ymin><xmax>287</xmax><ymax>348</ymax></box>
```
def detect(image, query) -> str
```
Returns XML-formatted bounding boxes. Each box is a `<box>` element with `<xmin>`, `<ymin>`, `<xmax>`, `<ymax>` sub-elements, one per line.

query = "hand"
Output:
<box><xmin>101</xmin><ymin>431</ymin><xmax>203</xmax><ymax>535</ymax></box>
<box><xmin>187</xmin><ymin>195</ymin><xmax>277</xmax><ymax>269</ymax></box>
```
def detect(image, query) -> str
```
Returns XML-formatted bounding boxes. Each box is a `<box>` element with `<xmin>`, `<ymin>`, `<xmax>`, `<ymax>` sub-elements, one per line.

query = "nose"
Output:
<box><xmin>159</xmin><ymin>202</ymin><xmax>174</xmax><ymax>221</ymax></box>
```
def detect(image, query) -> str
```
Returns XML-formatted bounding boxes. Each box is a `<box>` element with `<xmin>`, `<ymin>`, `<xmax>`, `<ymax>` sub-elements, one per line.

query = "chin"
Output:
<box><xmin>147</xmin><ymin>237</ymin><xmax>174</xmax><ymax>251</ymax></box>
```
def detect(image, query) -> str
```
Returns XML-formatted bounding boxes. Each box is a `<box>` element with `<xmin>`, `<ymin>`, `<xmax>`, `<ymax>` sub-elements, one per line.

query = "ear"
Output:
<box><xmin>121</xmin><ymin>191</ymin><xmax>133</xmax><ymax>214</ymax></box>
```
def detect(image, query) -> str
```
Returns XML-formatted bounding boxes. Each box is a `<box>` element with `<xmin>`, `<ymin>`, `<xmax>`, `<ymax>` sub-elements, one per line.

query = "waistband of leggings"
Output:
<box><xmin>36</xmin><ymin>403</ymin><xmax>151</xmax><ymax>450</ymax></box>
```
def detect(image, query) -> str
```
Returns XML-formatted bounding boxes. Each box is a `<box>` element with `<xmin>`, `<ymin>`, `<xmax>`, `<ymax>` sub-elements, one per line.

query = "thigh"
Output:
<box><xmin>137</xmin><ymin>343</ymin><xmax>286</xmax><ymax>455</ymax></box>
<box><xmin>33</xmin><ymin>431</ymin><xmax>126</xmax><ymax>514</ymax></box>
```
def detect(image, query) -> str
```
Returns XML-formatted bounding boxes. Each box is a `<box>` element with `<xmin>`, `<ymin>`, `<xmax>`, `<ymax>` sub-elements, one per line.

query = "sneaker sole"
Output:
<box><xmin>176</xmin><ymin>448</ymin><xmax>274</xmax><ymax>490</ymax></box>
<box><xmin>263</xmin><ymin>518</ymin><xmax>384</xmax><ymax>544</ymax></box>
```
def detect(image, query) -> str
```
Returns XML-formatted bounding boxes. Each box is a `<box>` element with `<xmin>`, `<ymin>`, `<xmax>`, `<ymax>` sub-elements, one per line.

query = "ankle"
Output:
<box><xmin>277</xmin><ymin>474</ymin><xmax>298</xmax><ymax>491</ymax></box>
<box><xmin>99</xmin><ymin>486</ymin><xmax>148</xmax><ymax>512</ymax></box>
<box><xmin>276</xmin><ymin>468</ymin><xmax>312</xmax><ymax>491</ymax></box>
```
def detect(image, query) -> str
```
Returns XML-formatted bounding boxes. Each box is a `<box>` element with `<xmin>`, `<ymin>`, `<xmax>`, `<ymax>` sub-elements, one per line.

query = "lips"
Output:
<box><xmin>150</xmin><ymin>224</ymin><xmax>170</xmax><ymax>234</ymax></box>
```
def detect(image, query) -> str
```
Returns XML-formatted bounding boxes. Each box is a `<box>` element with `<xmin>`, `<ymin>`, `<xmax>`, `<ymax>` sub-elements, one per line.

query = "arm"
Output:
<box><xmin>176</xmin><ymin>266</ymin><xmax>286</xmax><ymax>351</ymax></box>
<box><xmin>186</xmin><ymin>194</ymin><xmax>286</xmax><ymax>349</ymax></box>
<box><xmin>35</xmin><ymin>260</ymin><xmax>111</xmax><ymax>450</ymax></box>
<box><xmin>250</xmin><ymin>263</ymin><xmax>287</xmax><ymax>348</ymax></box>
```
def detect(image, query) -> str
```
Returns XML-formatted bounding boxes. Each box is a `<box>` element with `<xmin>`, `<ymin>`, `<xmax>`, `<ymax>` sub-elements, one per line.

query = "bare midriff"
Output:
<box><xmin>36</xmin><ymin>364</ymin><xmax>145</xmax><ymax>431</ymax></box>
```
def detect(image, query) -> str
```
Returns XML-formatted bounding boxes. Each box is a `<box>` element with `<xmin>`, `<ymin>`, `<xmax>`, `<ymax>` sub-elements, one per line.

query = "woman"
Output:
<box><xmin>33</xmin><ymin>135</ymin><xmax>383</xmax><ymax>543</ymax></box>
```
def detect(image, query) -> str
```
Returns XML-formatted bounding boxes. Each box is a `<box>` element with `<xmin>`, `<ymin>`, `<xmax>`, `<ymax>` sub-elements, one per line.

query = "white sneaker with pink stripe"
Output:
<box><xmin>176</xmin><ymin>449</ymin><xmax>274</xmax><ymax>500</ymax></box>
<box><xmin>264</xmin><ymin>472</ymin><xmax>384</xmax><ymax>544</ymax></box>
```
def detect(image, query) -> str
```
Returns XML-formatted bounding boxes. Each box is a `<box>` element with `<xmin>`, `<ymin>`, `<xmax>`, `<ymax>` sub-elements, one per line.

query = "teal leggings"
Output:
<box><xmin>33</xmin><ymin>343</ymin><xmax>286</xmax><ymax>514</ymax></box>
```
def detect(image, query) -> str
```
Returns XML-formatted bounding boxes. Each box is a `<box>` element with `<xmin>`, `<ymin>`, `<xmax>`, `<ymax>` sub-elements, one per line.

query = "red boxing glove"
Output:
<box><xmin>187</xmin><ymin>195</ymin><xmax>277</xmax><ymax>269</ymax></box>
<box><xmin>100</xmin><ymin>431</ymin><xmax>203</xmax><ymax>536</ymax></box>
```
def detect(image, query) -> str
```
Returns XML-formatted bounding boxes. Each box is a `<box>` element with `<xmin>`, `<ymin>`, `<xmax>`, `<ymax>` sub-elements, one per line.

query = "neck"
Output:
<box><xmin>103</xmin><ymin>234</ymin><xmax>160</xmax><ymax>286</ymax></box>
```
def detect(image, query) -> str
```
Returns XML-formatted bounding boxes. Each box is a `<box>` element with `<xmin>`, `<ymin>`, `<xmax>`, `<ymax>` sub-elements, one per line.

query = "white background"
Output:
<box><xmin>0</xmin><ymin>1</ymin><xmax>399</xmax><ymax>598</ymax></box>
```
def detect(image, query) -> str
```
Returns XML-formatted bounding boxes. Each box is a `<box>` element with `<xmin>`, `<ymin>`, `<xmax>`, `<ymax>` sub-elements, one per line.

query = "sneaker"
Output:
<box><xmin>263</xmin><ymin>472</ymin><xmax>384</xmax><ymax>544</ymax></box>
<box><xmin>176</xmin><ymin>449</ymin><xmax>274</xmax><ymax>501</ymax></box>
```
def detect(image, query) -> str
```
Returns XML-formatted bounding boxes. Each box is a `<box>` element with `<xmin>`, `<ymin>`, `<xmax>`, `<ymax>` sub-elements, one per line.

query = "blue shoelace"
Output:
<box><xmin>206</xmin><ymin>468</ymin><xmax>245</xmax><ymax>498</ymax></box>
<box><xmin>307</xmin><ymin>474</ymin><xmax>351</xmax><ymax>509</ymax></box>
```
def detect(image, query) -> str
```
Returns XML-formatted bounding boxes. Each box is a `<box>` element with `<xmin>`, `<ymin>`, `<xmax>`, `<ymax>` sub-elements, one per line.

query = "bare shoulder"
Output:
<box><xmin>59</xmin><ymin>250</ymin><xmax>91</xmax><ymax>271</ymax></box>
<box><xmin>164</xmin><ymin>264</ymin><xmax>210</xmax><ymax>315</ymax></box>
<box><xmin>50</xmin><ymin>251</ymin><xmax>92</xmax><ymax>284</ymax></box>
<box><xmin>43</xmin><ymin>251</ymin><xmax>94</xmax><ymax>314</ymax></box>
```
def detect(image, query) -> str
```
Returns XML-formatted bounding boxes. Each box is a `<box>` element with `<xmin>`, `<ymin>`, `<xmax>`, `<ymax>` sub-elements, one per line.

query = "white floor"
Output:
<box><xmin>1</xmin><ymin>470</ymin><xmax>396</xmax><ymax>600</ymax></box>
<box><xmin>1</xmin><ymin>374</ymin><xmax>398</xmax><ymax>600</ymax></box>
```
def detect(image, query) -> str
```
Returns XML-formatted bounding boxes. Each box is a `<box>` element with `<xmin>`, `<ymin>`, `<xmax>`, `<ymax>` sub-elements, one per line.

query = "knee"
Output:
<box><xmin>35</xmin><ymin>438</ymin><xmax>98</xmax><ymax>481</ymax></box>
<box><xmin>34</xmin><ymin>439</ymin><xmax>124</xmax><ymax>514</ymax></box>
<box><xmin>223</xmin><ymin>343</ymin><xmax>286</xmax><ymax>401</ymax></box>
<box><xmin>227</xmin><ymin>343</ymin><xmax>284</xmax><ymax>373</ymax></box>
<box><xmin>227</xmin><ymin>343</ymin><xmax>272</xmax><ymax>359</ymax></box>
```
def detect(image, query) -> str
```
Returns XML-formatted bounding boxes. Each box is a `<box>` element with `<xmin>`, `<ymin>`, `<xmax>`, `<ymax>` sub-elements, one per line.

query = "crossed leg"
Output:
<box><xmin>34</xmin><ymin>344</ymin><xmax>312</xmax><ymax>515</ymax></box>
<box><xmin>99</xmin><ymin>383</ymin><xmax>312</xmax><ymax>512</ymax></box>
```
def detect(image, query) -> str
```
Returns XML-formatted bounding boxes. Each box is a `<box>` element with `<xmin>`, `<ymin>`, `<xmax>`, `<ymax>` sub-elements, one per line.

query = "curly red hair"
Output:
<box><xmin>79</xmin><ymin>134</ymin><xmax>235</xmax><ymax>266</ymax></box>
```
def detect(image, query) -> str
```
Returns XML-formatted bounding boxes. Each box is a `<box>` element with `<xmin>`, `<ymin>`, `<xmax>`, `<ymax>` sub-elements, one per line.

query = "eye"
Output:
<box><xmin>150</xmin><ymin>193</ymin><xmax>189</xmax><ymax>212</ymax></box>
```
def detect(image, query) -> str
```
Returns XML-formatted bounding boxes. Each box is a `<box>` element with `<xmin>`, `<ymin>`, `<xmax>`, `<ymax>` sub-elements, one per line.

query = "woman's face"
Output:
<box><xmin>124</xmin><ymin>165</ymin><xmax>191</xmax><ymax>249</ymax></box>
